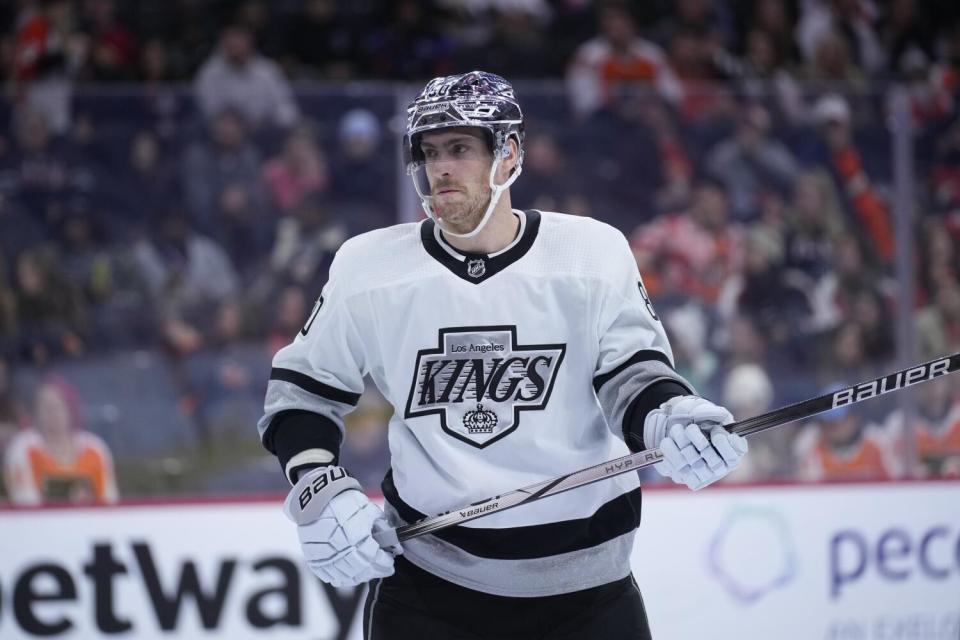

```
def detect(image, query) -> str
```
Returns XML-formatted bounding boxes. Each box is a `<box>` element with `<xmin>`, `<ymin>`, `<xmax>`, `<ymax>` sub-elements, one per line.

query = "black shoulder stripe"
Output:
<box><xmin>270</xmin><ymin>367</ymin><xmax>361</xmax><ymax>406</ymax></box>
<box><xmin>593</xmin><ymin>349</ymin><xmax>675</xmax><ymax>392</ymax></box>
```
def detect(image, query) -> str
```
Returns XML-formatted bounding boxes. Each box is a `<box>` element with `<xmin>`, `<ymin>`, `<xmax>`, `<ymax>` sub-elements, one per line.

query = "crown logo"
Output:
<box><xmin>463</xmin><ymin>403</ymin><xmax>498</xmax><ymax>434</ymax></box>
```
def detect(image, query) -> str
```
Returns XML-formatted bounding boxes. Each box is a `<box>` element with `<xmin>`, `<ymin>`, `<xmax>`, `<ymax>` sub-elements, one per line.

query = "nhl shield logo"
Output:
<box><xmin>405</xmin><ymin>326</ymin><xmax>566</xmax><ymax>447</ymax></box>
<box><xmin>466</xmin><ymin>259</ymin><xmax>486</xmax><ymax>278</ymax></box>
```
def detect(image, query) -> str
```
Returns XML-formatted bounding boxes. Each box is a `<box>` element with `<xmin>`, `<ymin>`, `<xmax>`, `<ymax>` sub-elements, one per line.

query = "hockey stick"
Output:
<box><xmin>374</xmin><ymin>351</ymin><xmax>960</xmax><ymax>546</ymax></box>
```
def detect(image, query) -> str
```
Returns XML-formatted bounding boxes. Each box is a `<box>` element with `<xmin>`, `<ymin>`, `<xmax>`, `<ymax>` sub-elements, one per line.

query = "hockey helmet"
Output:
<box><xmin>404</xmin><ymin>71</ymin><xmax>526</xmax><ymax>237</ymax></box>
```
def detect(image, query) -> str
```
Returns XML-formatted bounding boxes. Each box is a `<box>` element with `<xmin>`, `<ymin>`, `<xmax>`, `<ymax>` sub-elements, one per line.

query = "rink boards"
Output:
<box><xmin>1</xmin><ymin>481</ymin><xmax>958</xmax><ymax>640</ymax></box>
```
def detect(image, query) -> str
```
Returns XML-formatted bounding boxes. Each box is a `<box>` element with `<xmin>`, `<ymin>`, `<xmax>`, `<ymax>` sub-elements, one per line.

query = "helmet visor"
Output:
<box><xmin>409</xmin><ymin>129</ymin><xmax>495</xmax><ymax>197</ymax></box>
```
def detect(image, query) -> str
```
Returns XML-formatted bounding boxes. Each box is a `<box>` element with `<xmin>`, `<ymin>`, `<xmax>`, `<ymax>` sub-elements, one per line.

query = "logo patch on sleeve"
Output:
<box><xmin>404</xmin><ymin>326</ymin><xmax>566</xmax><ymax>447</ymax></box>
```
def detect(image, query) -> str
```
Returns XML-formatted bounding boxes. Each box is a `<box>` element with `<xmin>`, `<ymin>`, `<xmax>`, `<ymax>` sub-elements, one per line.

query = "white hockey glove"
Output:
<box><xmin>283</xmin><ymin>466</ymin><xmax>401</xmax><ymax>588</ymax></box>
<box><xmin>643</xmin><ymin>395</ymin><xmax>747</xmax><ymax>491</ymax></box>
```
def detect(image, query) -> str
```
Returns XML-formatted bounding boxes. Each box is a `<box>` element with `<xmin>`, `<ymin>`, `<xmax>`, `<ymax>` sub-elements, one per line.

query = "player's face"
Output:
<box><xmin>420</xmin><ymin>128</ymin><xmax>494</xmax><ymax>234</ymax></box>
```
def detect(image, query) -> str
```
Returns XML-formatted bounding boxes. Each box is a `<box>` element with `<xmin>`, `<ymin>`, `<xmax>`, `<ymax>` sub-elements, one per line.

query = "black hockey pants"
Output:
<box><xmin>362</xmin><ymin>556</ymin><xmax>652</xmax><ymax>640</ymax></box>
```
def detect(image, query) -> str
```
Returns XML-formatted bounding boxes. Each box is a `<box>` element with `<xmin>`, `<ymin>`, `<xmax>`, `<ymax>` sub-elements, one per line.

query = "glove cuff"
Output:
<box><xmin>642</xmin><ymin>395</ymin><xmax>687</xmax><ymax>450</ymax></box>
<box><xmin>283</xmin><ymin>465</ymin><xmax>362</xmax><ymax>525</ymax></box>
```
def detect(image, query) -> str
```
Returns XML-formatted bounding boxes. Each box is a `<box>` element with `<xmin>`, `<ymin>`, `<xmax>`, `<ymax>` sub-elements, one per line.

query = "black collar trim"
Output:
<box><xmin>420</xmin><ymin>209</ymin><xmax>541</xmax><ymax>284</ymax></box>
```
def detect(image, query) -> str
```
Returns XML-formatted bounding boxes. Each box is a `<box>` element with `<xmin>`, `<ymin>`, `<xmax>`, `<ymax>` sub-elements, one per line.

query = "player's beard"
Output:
<box><xmin>433</xmin><ymin>186</ymin><xmax>491</xmax><ymax>236</ymax></box>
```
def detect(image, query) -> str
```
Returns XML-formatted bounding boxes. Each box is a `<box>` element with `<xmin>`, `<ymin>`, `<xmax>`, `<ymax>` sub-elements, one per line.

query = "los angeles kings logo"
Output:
<box><xmin>404</xmin><ymin>326</ymin><xmax>566</xmax><ymax>447</ymax></box>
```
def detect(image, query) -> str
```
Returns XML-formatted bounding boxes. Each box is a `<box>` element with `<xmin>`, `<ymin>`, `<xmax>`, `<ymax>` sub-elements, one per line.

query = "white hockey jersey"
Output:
<box><xmin>259</xmin><ymin>209</ymin><xmax>692</xmax><ymax>596</ymax></box>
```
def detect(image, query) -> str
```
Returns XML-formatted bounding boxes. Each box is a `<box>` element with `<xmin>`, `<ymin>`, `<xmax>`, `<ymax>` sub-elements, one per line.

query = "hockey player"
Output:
<box><xmin>258</xmin><ymin>71</ymin><xmax>748</xmax><ymax>639</ymax></box>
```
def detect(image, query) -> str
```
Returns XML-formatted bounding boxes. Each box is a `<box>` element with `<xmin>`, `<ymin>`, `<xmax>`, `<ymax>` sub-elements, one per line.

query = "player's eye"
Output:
<box><xmin>452</xmin><ymin>144</ymin><xmax>467</xmax><ymax>154</ymax></box>
<box><xmin>423</xmin><ymin>148</ymin><xmax>438</xmax><ymax>160</ymax></box>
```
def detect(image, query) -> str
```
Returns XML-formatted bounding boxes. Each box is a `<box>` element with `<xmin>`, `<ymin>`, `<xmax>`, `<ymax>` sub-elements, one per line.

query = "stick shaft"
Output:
<box><xmin>380</xmin><ymin>352</ymin><xmax>960</xmax><ymax>544</ymax></box>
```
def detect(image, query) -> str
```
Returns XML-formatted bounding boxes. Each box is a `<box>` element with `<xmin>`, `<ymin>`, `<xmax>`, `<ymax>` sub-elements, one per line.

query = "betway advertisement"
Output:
<box><xmin>0</xmin><ymin>482</ymin><xmax>957</xmax><ymax>640</ymax></box>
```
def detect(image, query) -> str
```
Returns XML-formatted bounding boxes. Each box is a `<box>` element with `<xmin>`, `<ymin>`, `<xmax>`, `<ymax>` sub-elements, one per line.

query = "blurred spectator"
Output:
<box><xmin>849</xmin><ymin>286</ymin><xmax>895</xmax><ymax>366</ymax></box>
<box><xmin>233</xmin><ymin>0</ymin><xmax>284</xmax><ymax>59</ymax></box>
<box><xmin>931</xmin><ymin>119</ymin><xmax>960</xmax><ymax>215</ymax></box>
<box><xmin>3</xmin><ymin>375</ymin><xmax>118</xmax><ymax>504</ymax></box>
<box><xmin>265</xmin><ymin>284</ymin><xmax>308</xmax><ymax>357</ymax></box>
<box><xmin>138</xmin><ymin>36</ymin><xmax>180</xmax><ymax>83</ymax></box>
<box><xmin>365</xmin><ymin>0</ymin><xmax>456</xmax><ymax>80</ymax></box>
<box><xmin>80</xmin><ymin>0</ymin><xmax>138</xmax><ymax>82</ymax></box>
<box><xmin>653</xmin><ymin>0</ymin><xmax>733</xmax><ymax>50</ymax></box>
<box><xmin>705</xmin><ymin>103</ymin><xmax>800</xmax><ymax>222</ymax></box>
<box><xmin>566</xmin><ymin>1</ymin><xmax>682</xmax><ymax>118</ymax></box>
<box><xmin>662</xmin><ymin>300</ymin><xmax>716</xmax><ymax>392</ymax></box>
<box><xmin>896</xmin><ymin>49</ymin><xmax>953</xmax><ymax>128</ymax></box>
<box><xmin>457</xmin><ymin>4</ymin><xmax>555</xmax><ymax>78</ymax></box>
<box><xmin>55</xmin><ymin>204</ymin><xmax>150</xmax><ymax>350</ymax></box>
<box><xmin>783</xmin><ymin>170</ymin><xmax>845</xmax><ymax>282</ymax></box>
<box><xmin>635</xmin><ymin>102</ymin><xmax>694</xmax><ymax>212</ymax></box>
<box><xmin>118</xmin><ymin>129</ymin><xmax>178</xmax><ymax>236</ymax></box>
<box><xmin>748</xmin><ymin>0</ymin><xmax>801</xmax><ymax>66</ymax></box>
<box><xmin>717</xmin><ymin>225</ymin><xmax>813</xmax><ymax>361</ymax></box>
<box><xmin>132</xmin><ymin>208</ymin><xmax>239</xmax><ymax>355</ymax></box>
<box><xmin>282</xmin><ymin>0</ymin><xmax>362</xmax><ymax>79</ymax></box>
<box><xmin>263</xmin><ymin>193</ymin><xmax>347</xmax><ymax>296</ymax></box>
<box><xmin>802</xmin><ymin>29</ymin><xmax>867</xmax><ymax>85</ymax></box>
<box><xmin>137</xmin><ymin>37</ymin><xmax>189</xmax><ymax>140</ymax></box>
<box><xmin>885</xmin><ymin>377</ymin><xmax>960</xmax><ymax>478</ymax></box>
<box><xmin>917</xmin><ymin>217</ymin><xmax>960</xmax><ymax>307</ymax></box>
<box><xmin>56</xmin><ymin>204</ymin><xmax>110</xmax><ymax>302</ymax></box>
<box><xmin>721</xmin><ymin>362</ymin><xmax>790</xmax><ymax>480</ymax></box>
<box><xmin>13</xmin><ymin>246</ymin><xmax>87</xmax><ymax>365</ymax></box>
<box><xmin>930</xmin><ymin>21</ymin><xmax>960</xmax><ymax>104</ymax></box>
<box><xmin>180</xmin><ymin>108</ymin><xmax>270</xmax><ymax>259</ymax></box>
<box><xmin>194</xmin><ymin>23</ymin><xmax>300</xmax><ymax>130</ymax></box>
<box><xmin>915</xmin><ymin>280</ymin><xmax>960</xmax><ymax>362</ymax></box>
<box><xmin>631</xmin><ymin>180</ymin><xmax>744</xmax><ymax>304</ymax></box>
<box><xmin>812</xmin><ymin>94</ymin><xmax>894</xmax><ymax>264</ymax></box>
<box><xmin>330</xmin><ymin>108</ymin><xmax>393</xmax><ymax>221</ymax></box>
<box><xmin>729</xmin><ymin>28</ymin><xmax>804</xmax><ymax>123</ymax></box>
<box><xmin>0</xmin><ymin>194</ymin><xmax>47</xmax><ymax>263</ymax></box>
<box><xmin>665</xmin><ymin>27</ymin><xmax>737</xmax><ymax>122</ymax></box>
<box><xmin>511</xmin><ymin>131</ymin><xmax>590</xmax><ymax>216</ymax></box>
<box><xmin>216</xmin><ymin>181</ymin><xmax>274</xmax><ymax>274</ymax></box>
<box><xmin>10</xmin><ymin>0</ymin><xmax>85</xmax><ymax>134</ymax></box>
<box><xmin>793</xmin><ymin>396</ymin><xmax>897</xmax><ymax>481</ymax></box>
<box><xmin>710</xmin><ymin>312</ymin><xmax>790</xmax><ymax>402</ymax></box>
<box><xmin>0</xmin><ymin>357</ymin><xmax>24</xmax><ymax>465</ymax></box>
<box><xmin>262</xmin><ymin>122</ymin><xmax>329</xmax><ymax>216</ymax></box>
<box><xmin>0</xmin><ymin>107</ymin><xmax>90</xmax><ymax>235</ymax></box>
<box><xmin>722</xmin><ymin>362</ymin><xmax>774</xmax><ymax>421</ymax></box>
<box><xmin>183</xmin><ymin>298</ymin><xmax>269</xmax><ymax>444</ymax></box>
<box><xmin>796</xmin><ymin>0</ymin><xmax>885</xmax><ymax>76</ymax></box>
<box><xmin>812</xmin><ymin>230</ymin><xmax>881</xmax><ymax>324</ymax></box>
<box><xmin>0</xmin><ymin>260</ymin><xmax>18</xmax><ymax>354</ymax></box>
<box><xmin>824</xmin><ymin>319</ymin><xmax>875</xmax><ymax>384</ymax></box>
<box><xmin>877</xmin><ymin>0</ymin><xmax>935</xmax><ymax>77</ymax></box>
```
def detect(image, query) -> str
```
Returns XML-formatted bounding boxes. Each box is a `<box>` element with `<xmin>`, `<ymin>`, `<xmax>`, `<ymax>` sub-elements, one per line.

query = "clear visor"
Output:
<box><xmin>409</xmin><ymin>155</ymin><xmax>497</xmax><ymax>199</ymax></box>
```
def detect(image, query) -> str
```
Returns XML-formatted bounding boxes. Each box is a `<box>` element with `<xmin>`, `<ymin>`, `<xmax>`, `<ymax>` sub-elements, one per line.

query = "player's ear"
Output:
<box><xmin>500</xmin><ymin>138</ymin><xmax>519</xmax><ymax>173</ymax></box>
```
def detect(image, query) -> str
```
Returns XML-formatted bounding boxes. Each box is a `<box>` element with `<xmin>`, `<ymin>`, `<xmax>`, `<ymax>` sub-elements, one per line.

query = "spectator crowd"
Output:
<box><xmin>1</xmin><ymin>0</ymin><xmax>960</xmax><ymax>503</ymax></box>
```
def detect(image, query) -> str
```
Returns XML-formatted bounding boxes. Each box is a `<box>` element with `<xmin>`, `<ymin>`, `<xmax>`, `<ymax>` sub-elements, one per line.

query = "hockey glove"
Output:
<box><xmin>283</xmin><ymin>466</ymin><xmax>401</xmax><ymax>588</ymax></box>
<box><xmin>643</xmin><ymin>395</ymin><xmax>747</xmax><ymax>490</ymax></box>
